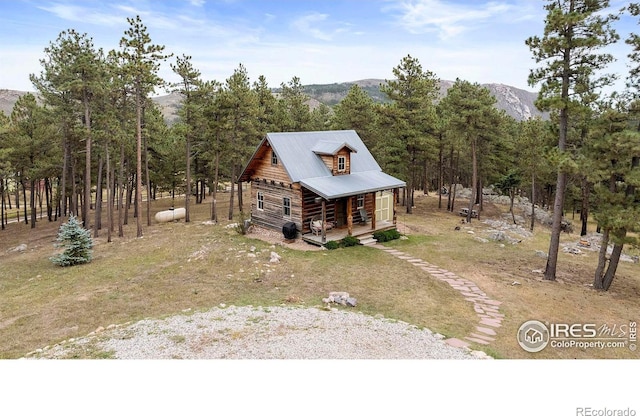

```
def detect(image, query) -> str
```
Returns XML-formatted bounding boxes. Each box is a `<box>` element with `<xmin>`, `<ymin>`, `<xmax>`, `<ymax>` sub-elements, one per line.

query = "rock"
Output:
<box><xmin>488</xmin><ymin>231</ymin><xmax>507</xmax><ymax>242</ymax></box>
<box><xmin>532</xmin><ymin>269</ymin><xmax>544</xmax><ymax>274</ymax></box>
<box><xmin>269</xmin><ymin>251</ymin><xmax>281</xmax><ymax>263</ymax></box>
<box><xmin>247</xmin><ymin>253</ymin><xmax>256</xmax><ymax>258</ymax></box>
<box><xmin>563</xmin><ymin>247</ymin><xmax>582</xmax><ymax>255</ymax></box>
<box><xmin>535</xmin><ymin>250</ymin><xmax>548</xmax><ymax>258</ymax></box>
<box><xmin>8</xmin><ymin>243</ymin><xmax>27</xmax><ymax>252</ymax></box>
<box><xmin>511</xmin><ymin>281</ymin><xmax>521</xmax><ymax>286</ymax></box>
<box><xmin>470</xmin><ymin>350</ymin><xmax>490</xmax><ymax>359</ymax></box>
<box><xmin>474</xmin><ymin>237</ymin><xmax>489</xmax><ymax>243</ymax></box>
<box><xmin>346</xmin><ymin>297</ymin><xmax>357</xmax><ymax>307</ymax></box>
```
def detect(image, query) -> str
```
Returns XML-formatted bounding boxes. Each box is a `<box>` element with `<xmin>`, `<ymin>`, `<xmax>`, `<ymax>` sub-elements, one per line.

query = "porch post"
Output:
<box><xmin>321</xmin><ymin>199</ymin><xmax>326</xmax><ymax>243</ymax></box>
<box><xmin>393</xmin><ymin>188</ymin><xmax>398</xmax><ymax>224</ymax></box>
<box><xmin>371</xmin><ymin>191</ymin><xmax>376</xmax><ymax>231</ymax></box>
<box><xmin>347</xmin><ymin>196</ymin><xmax>353</xmax><ymax>236</ymax></box>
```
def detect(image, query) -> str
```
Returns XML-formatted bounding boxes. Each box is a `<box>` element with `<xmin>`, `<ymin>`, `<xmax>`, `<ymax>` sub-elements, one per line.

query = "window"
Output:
<box><xmin>257</xmin><ymin>192</ymin><xmax>264</xmax><ymax>211</ymax></box>
<box><xmin>283</xmin><ymin>197</ymin><xmax>291</xmax><ymax>217</ymax></box>
<box><xmin>357</xmin><ymin>194</ymin><xmax>365</xmax><ymax>209</ymax></box>
<box><xmin>271</xmin><ymin>151</ymin><xmax>278</xmax><ymax>165</ymax></box>
<box><xmin>337</xmin><ymin>156</ymin><xmax>346</xmax><ymax>172</ymax></box>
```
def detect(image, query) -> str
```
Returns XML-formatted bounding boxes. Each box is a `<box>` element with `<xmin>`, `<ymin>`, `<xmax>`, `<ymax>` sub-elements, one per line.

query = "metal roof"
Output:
<box><xmin>239</xmin><ymin>130</ymin><xmax>406</xmax><ymax>197</ymax></box>
<box><xmin>312</xmin><ymin>140</ymin><xmax>358</xmax><ymax>155</ymax></box>
<box><xmin>300</xmin><ymin>171</ymin><xmax>406</xmax><ymax>199</ymax></box>
<box><xmin>267</xmin><ymin>130</ymin><xmax>381</xmax><ymax>182</ymax></box>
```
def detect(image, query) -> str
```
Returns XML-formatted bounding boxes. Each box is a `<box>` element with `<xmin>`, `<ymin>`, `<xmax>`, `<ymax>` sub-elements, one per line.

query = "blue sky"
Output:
<box><xmin>0</xmin><ymin>0</ymin><xmax>636</xmax><ymax>94</ymax></box>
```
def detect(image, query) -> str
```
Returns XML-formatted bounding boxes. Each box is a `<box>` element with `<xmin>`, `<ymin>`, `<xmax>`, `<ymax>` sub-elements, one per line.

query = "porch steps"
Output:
<box><xmin>357</xmin><ymin>234</ymin><xmax>377</xmax><ymax>246</ymax></box>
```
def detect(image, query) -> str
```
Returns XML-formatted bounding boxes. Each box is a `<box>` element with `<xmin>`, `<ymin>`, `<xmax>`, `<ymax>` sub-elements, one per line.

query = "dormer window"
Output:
<box><xmin>271</xmin><ymin>151</ymin><xmax>278</xmax><ymax>165</ymax></box>
<box><xmin>338</xmin><ymin>156</ymin><xmax>346</xmax><ymax>172</ymax></box>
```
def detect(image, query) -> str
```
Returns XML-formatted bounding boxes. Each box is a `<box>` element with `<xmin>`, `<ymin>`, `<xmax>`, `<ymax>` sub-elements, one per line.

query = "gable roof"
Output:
<box><xmin>239</xmin><ymin>130</ymin><xmax>405</xmax><ymax>198</ymax></box>
<box><xmin>312</xmin><ymin>140</ymin><xmax>358</xmax><ymax>156</ymax></box>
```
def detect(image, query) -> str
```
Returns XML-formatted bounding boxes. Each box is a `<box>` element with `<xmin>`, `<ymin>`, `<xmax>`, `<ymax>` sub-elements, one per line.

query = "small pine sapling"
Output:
<box><xmin>50</xmin><ymin>216</ymin><xmax>94</xmax><ymax>266</ymax></box>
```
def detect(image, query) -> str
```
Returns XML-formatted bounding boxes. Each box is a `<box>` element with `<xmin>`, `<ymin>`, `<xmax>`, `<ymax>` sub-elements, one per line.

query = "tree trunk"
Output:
<box><xmin>135</xmin><ymin>86</ymin><xmax>143</xmax><ymax>238</ymax></box>
<box><xmin>1</xmin><ymin>178</ymin><xmax>5</xmax><ymax>230</ymax></box>
<box><xmin>237</xmin><ymin>178</ymin><xmax>243</xmax><ymax>213</ymax></box>
<box><xmin>94</xmin><ymin>156</ymin><xmax>103</xmax><ymax>237</ymax></box>
<box><xmin>467</xmin><ymin>138</ymin><xmax>477</xmax><ymax>223</ymax></box>
<box><xmin>60</xmin><ymin>135</ymin><xmax>68</xmax><ymax>217</ymax></box>
<box><xmin>228</xmin><ymin>164</ymin><xmax>236</xmax><ymax>220</ymax></box>
<box><xmin>510</xmin><ymin>188</ymin><xmax>516</xmax><ymax>224</ymax></box>
<box><xmin>106</xmin><ymin>142</ymin><xmax>112</xmax><ymax>243</ymax></box>
<box><xmin>30</xmin><ymin>179</ymin><xmax>36</xmax><ymax>228</ymax></box>
<box><xmin>21</xmin><ymin>178</ymin><xmax>28</xmax><ymax>224</ymax></box>
<box><xmin>118</xmin><ymin>143</ymin><xmax>125</xmax><ymax>237</ymax></box>
<box><xmin>83</xmin><ymin>96</ymin><xmax>91</xmax><ymax>230</ymax></box>
<box><xmin>45</xmin><ymin>177</ymin><xmax>52</xmax><ymax>221</ymax></box>
<box><xmin>211</xmin><ymin>150</ymin><xmax>219</xmax><ymax>222</ymax></box>
<box><xmin>530</xmin><ymin>172</ymin><xmax>536</xmax><ymax>232</ymax></box>
<box><xmin>580</xmin><ymin>176</ymin><xmax>589</xmax><ymax>236</ymax></box>
<box><xmin>438</xmin><ymin>137</ymin><xmax>443</xmax><ymax>209</ymax></box>
<box><xmin>602</xmin><ymin>237</ymin><xmax>625</xmax><ymax>291</ymax></box>
<box><xmin>185</xmin><ymin>134</ymin><xmax>191</xmax><ymax>222</ymax></box>
<box><xmin>594</xmin><ymin>228</ymin><xmax>610</xmax><ymax>290</ymax></box>
<box><xmin>447</xmin><ymin>146</ymin><xmax>454</xmax><ymax>211</ymax></box>
<box><xmin>144</xmin><ymin>128</ymin><xmax>151</xmax><ymax>227</ymax></box>
<box><xmin>544</xmin><ymin>171</ymin><xmax>567</xmax><ymax>281</ymax></box>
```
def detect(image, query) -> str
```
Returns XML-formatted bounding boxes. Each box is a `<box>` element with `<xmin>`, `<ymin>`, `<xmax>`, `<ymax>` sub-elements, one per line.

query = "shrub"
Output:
<box><xmin>324</xmin><ymin>241</ymin><xmax>340</xmax><ymax>250</ymax></box>
<box><xmin>341</xmin><ymin>235</ymin><xmax>359</xmax><ymax>247</ymax></box>
<box><xmin>234</xmin><ymin>212</ymin><xmax>252</xmax><ymax>235</ymax></box>
<box><xmin>373</xmin><ymin>229</ymin><xmax>402</xmax><ymax>243</ymax></box>
<box><xmin>50</xmin><ymin>216</ymin><xmax>94</xmax><ymax>267</ymax></box>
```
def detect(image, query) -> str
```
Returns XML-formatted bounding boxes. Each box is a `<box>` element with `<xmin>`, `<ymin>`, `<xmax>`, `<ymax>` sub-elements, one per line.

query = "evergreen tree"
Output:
<box><xmin>526</xmin><ymin>0</ymin><xmax>619</xmax><ymax>281</ymax></box>
<box><xmin>586</xmin><ymin>107</ymin><xmax>640</xmax><ymax>290</ymax></box>
<box><xmin>380</xmin><ymin>55</ymin><xmax>440</xmax><ymax>213</ymax></box>
<box><xmin>50</xmin><ymin>215</ymin><xmax>94</xmax><ymax>266</ymax></box>
<box><xmin>439</xmin><ymin>79</ymin><xmax>501</xmax><ymax>222</ymax></box>
<box><xmin>119</xmin><ymin>15</ymin><xmax>172</xmax><ymax>237</ymax></box>
<box><xmin>331</xmin><ymin>84</ymin><xmax>379</xmax><ymax>150</ymax></box>
<box><xmin>171</xmin><ymin>54</ymin><xmax>203</xmax><ymax>223</ymax></box>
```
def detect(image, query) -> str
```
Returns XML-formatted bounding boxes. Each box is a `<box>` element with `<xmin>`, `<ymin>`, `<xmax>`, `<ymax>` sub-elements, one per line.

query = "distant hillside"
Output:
<box><xmin>299</xmin><ymin>79</ymin><xmax>547</xmax><ymax>121</ymax></box>
<box><xmin>1</xmin><ymin>79</ymin><xmax>547</xmax><ymax>123</ymax></box>
<box><xmin>0</xmin><ymin>89</ymin><xmax>31</xmax><ymax>117</ymax></box>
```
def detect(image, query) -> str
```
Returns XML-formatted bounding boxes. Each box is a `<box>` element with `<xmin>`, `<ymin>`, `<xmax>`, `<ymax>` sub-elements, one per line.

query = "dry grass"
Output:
<box><xmin>1</xmin><ymin>190</ymin><xmax>638</xmax><ymax>359</ymax></box>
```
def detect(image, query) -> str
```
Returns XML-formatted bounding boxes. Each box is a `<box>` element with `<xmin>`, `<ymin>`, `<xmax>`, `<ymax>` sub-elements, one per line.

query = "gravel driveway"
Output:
<box><xmin>26</xmin><ymin>305</ymin><xmax>489</xmax><ymax>359</ymax></box>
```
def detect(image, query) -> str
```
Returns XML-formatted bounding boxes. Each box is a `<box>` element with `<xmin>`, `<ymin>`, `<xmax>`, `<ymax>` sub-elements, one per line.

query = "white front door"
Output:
<box><xmin>375</xmin><ymin>191</ymin><xmax>392</xmax><ymax>222</ymax></box>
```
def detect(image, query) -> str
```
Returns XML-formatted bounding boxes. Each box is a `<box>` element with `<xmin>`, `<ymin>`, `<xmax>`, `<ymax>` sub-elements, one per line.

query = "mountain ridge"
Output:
<box><xmin>1</xmin><ymin>79</ymin><xmax>546</xmax><ymax>123</ymax></box>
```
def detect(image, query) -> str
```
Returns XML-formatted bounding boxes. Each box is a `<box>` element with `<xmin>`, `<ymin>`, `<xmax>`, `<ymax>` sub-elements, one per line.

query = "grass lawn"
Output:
<box><xmin>0</xmin><ymin>190</ymin><xmax>638</xmax><ymax>359</ymax></box>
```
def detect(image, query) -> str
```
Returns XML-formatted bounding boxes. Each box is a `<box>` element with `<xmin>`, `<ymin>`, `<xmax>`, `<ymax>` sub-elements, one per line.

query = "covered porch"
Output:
<box><xmin>301</xmin><ymin>219</ymin><xmax>397</xmax><ymax>246</ymax></box>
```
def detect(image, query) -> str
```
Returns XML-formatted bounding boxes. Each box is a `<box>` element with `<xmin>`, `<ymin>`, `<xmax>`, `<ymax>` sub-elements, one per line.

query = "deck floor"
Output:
<box><xmin>301</xmin><ymin>220</ymin><xmax>396</xmax><ymax>245</ymax></box>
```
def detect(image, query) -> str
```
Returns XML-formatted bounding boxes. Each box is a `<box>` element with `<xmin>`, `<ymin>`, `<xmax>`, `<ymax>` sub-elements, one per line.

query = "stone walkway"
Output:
<box><xmin>371</xmin><ymin>244</ymin><xmax>503</xmax><ymax>349</ymax></box>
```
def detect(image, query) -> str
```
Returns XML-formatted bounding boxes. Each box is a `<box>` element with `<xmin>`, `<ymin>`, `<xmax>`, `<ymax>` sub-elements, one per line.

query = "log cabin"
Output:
<box><xmin>238</xmin><ymin>130</ymin><xmax>406</xmax><ymax>245</ymax></box>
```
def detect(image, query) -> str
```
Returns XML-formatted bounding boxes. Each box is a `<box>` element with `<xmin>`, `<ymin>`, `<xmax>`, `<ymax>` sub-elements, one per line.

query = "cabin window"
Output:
<box><xmin>337</xmin><ymin>156</ymin><xmax>346</xmax><ymax>172</ymax></box>
<box><xmin>257</xmin><ymin>192</ymin><xmax>264</xmax><ymax>211</ymax></box>
<box><xmin>271</xmin><ymin>151</ymin><xmax>278</xmax><ymax>165</ymax></box>
<box><xmin>357</xmin><ymin>194</ymin><xmax>365</xmax><ymax>209</ymax></box>
<box><xmin>283</xmin><ymin>197</ymin><xmax>291</xmax><ymax>217</ymax></box>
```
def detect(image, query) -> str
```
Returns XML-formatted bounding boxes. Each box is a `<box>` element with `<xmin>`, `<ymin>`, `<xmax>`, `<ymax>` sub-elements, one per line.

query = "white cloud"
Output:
<box><xmin>37</xmin><ymin>3</ymin><xmax>124</xmax><ymax>27</ymax></box>
<box><xmin>291</xmin><ymin>13</ymin><xmax>334</xmax><ymax>41</ymax></box>
<box><xmin>386</xmin><ymin>0</ymin><xmax>516</xmax><ymax>39</ymax></box>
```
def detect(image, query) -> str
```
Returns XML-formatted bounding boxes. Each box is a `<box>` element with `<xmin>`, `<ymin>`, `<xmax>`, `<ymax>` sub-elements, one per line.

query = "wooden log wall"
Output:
<box><xmin>250</xmin><ymin>179</ymin><xmax>302</xmax><ymax>233</ymax></box>
<box><xmin>301</xmin><ymin>188</ymin><xmax>336</xmax><ymax>233</ymax></box>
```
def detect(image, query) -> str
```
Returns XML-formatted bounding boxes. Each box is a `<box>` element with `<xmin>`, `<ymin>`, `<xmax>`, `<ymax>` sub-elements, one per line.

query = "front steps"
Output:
<box><xmin>357</xmin><ymin>234</ymin><xmax>377</xmax><ymax>246</ymax></box>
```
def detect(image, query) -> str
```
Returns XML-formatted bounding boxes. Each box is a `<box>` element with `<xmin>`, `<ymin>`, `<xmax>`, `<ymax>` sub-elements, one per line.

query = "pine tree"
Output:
<box><xmin>526</xmin><ymin>0</ymin><xmax>619</xmax><ymax>281</ymax></box>
<box><xmin>50</xmin><ymin>216</ymin><xmax>94</xmax><ymax>266</ymax></box>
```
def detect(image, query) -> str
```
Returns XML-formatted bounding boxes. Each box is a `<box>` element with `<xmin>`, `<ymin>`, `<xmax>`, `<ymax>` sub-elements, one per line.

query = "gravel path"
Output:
<box><xmin>27</xmin><ymin>305</ymin><xmax>489</xmax><ymax>359</ymax></box>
